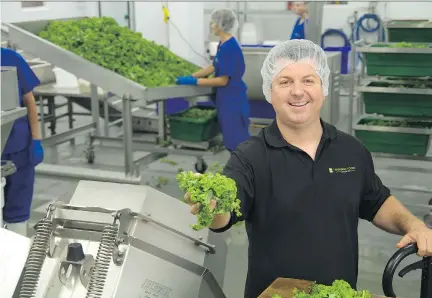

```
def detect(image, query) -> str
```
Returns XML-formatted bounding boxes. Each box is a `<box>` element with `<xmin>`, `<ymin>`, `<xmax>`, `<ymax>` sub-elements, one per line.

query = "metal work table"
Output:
<box><xmin>34</xmin><ymin>83</ymin><xmax>83</xmax><ymax>140</ymax></box>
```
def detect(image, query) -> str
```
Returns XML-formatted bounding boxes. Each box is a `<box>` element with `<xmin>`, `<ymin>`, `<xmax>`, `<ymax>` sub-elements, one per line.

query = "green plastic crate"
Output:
<box><xmin>388</xmin><ymin>28</ymin><xmax>432</xmax><ymax>43</ymax></box>
<box><xmin>362</xmin><ymin>82</ymin><xmax>432</xmax><ymax>117</ymax></box>
<box><xmin>364</xmin><ymin>44</ymin><xmax>432</xmax><ymax>77</ymax></box>
<box><xmin>354</xmin><ymin>118</ymin><xmax>431</xmax><ymax>156</ymax></box>
<box><xmin>168</xmin><ymin>106</ymin><xmax>220</xmax><ymax>142</ymax></box>
<box><xmin>386</xmin><ymin>20</ymin><xmax>432</xmax><ymax>43</ymax></box>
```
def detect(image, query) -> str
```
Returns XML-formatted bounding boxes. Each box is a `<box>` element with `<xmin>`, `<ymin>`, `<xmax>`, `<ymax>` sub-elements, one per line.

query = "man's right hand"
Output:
<box><xmin>183</xmin><ymin>173</ymin><xmax>231</xmax><ymax>230</ymax></box>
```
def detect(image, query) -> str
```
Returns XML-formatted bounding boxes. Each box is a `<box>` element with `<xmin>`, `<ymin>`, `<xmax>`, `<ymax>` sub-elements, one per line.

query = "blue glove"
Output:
<box><xmin>176</xmin><ymin>76</ymin><xmax>198</xmax><ymax>85</ymax></box>
<box><xmin>31</xmin><ymin>139</ymin><xmax>44</xmax><ymax>166</ymax></box>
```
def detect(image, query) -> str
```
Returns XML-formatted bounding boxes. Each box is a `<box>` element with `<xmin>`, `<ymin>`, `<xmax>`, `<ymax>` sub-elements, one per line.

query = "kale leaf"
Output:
<box><xmin>176</xmin><ymin>171</ymin><xmax>242</xmax><ymax>231</ymax></box>
<box><xmin>293</xmin><ymin>280</ymin><xmax>371</xmax><ymax>298</ymax></box>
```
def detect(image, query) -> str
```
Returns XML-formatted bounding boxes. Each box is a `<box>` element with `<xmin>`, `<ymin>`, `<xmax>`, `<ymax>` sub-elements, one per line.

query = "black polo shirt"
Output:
<box><xmin>211</xmin><ymin>119</ymin><xmax>391</xmax><ymax>298</ymax></box>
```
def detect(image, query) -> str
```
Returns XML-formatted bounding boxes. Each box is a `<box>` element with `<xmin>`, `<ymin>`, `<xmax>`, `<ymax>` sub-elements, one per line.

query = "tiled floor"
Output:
<box><xmin>27</xmin><ymin>96</ymin><xmax>432</xmax><ymax>298</ymax></box>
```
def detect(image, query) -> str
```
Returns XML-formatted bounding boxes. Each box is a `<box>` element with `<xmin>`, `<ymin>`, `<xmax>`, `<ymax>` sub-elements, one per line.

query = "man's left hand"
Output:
<box><xmin>397</xmin><ymin>223</ymin><xmax>432</xmax><ymax>256</ymax></box>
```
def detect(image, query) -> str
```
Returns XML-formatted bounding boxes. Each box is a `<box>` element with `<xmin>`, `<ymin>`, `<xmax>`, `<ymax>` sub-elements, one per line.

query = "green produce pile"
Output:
<box><xmin>176</xmin><ymin>171</ymin><xmax>241</xmax><ymax>231</ymax></box>
<box><xmin>390</xmin><ymin>83</ymin><xmax>431</xmax><ymax>88</ymax></box>
<box><xmin>180</xmin><ymin>108</ymin><xmax>217</xmax><ymax>120</ymax></box>
<box><xmin>387</xmin><ymin>77</ymin><xmax>432</xmax><ymax>84</ymax></box>
<box><xmin>389</xmin><ymin>41</ymin><xmax>431</xmax><ymax>48</ymax></box>
<box><xmin>38</xmin><ymin>17</ymin><xmax>200</xmax><ymax>87</ymax></box>
<box><xmin>291</xmin><ymin>280</ymin><xmax>371</xmax><ymax>298</ymax></box>
<box><xmin>369</xmin><ymin>81</ymin><xmax>431</xmax><ymax>89</ymax></box>
<box><xmin>364</xmin><ymin>119</ymin><xmax>432</xmax><ymax>129</ymax></box>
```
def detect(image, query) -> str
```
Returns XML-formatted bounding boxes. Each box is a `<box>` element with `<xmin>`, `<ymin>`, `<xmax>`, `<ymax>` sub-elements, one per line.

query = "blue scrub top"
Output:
<box><xmin>1</xmin><ymin>47</ymin><xmax>40</xmax><ymax>154</ymax></box>
<box><xmin>213</xmin><ymin>37</ymin><xmax>248</xmax><ymax>107</ymax></box>
<box><xmin>291</xmin><ymin>17</ymin><xmax>307</xmax><ymax>40</ymax></box>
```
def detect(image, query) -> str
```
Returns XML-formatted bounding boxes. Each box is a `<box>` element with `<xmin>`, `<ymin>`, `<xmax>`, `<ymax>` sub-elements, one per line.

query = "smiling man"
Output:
<box><xmin>183</xmin><ymin>39</ymin><xmax>432</xmax><ymax>298</ymax></box>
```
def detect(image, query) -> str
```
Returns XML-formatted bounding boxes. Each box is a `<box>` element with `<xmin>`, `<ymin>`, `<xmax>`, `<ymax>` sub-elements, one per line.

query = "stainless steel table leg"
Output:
<box><xmin>348</xmin><ymin>48</ymin><xmax>356</xmax><ymax>136</ymax></box>
<box><xmin>103</xmin><ymin>95</ymin><xmax>109</xmax><ymax>137</ymax></box>
<box><xmin>90</xmin><ymin>84</ymin><xmax>100</xmax><ymax>136</ymax></box>
<box><xmin>157</xmin><ymin>101</ymin><xmax>166</xmax><ymax>143</ymax></box>
<box><xmin>39</xmin><ymin>95</ymin><xmax>46</xmax><ymax>139</ymax></box>
<box><xmin>122</xmin><ymin>96</ymin><xmax>134</xmax><ymax>176</ymax></box>
<box><xmin>67</xmin><ymin>98</ymin><xmax>75</xmax><ymax>146</ymax></box>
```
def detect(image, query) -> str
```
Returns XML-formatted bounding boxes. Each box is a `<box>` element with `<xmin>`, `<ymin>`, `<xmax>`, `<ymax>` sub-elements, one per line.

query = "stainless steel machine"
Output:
<box><xmin>242</xmin><ymin>46</ymin><xmax>342</xmax><ymax>125</ymax></box>
<box><xmin>13</xmin><ymin>180</ymin><xmax>228</xmax><ymax>298</ymax></box>
<box><xmin>1</xmin><ymin>66</ymin><xmax>28</xmax><ymax>227</ymax></box>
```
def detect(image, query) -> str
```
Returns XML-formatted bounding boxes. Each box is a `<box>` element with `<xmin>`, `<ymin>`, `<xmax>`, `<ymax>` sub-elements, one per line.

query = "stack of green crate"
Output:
<box><xmin>355</xmin><ymin>20</ymin><xmax>432</xmax><ymax>156</ymax></box>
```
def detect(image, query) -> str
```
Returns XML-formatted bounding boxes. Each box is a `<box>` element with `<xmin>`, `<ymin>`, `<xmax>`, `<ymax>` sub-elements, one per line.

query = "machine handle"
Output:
<box><xmin>49</xmin><ymin>203</ymin><xmax>217</xmax><ymax>254</ymax></box>
<box><xmin>134</xmin><ymin>212</ymin><xmax>217</xmax><ymax>254</ymax></box>
<box><xmin>382</xmin><ymin>243</ymin><xmax>418</xmax><ymax>297</ymax></box>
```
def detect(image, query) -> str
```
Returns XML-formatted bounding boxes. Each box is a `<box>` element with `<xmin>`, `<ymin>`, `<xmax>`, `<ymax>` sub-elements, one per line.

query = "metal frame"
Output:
<box><xmin>385</xmin><ymin>19</ymin><xmax>432</xmax><ymax>29</ymax></box>
<box><xmin>353</xmin><ymin>115</ymin><xmax>432</xmax><ymax>135</ymax></box>
<box><xmin>355</xmin><ymin>44</ymin><xmax>432</xmax><ymax>54</ymax></box>
<box><xmin>4</xmin><ymin>19</ymin><xmax>223</xmax><ymax>183</ymax></box>
<box><xmin>357</xmin><ymin>80</ymin><xmax>432</xmax><ymax>96</ymax></box>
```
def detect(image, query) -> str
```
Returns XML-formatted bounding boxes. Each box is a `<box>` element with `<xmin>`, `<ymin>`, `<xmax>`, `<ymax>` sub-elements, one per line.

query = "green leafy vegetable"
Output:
<box><xmin>176</xmin><ymin>171</ymin><xmax>241</xmax><ymax>231</ymax></box>
<box><xmin>389</xmin><ymin>41</ymin><xmax>430</xmax><ymax>48</ymax></box>
<box><xmin>208</xmin><ymin>162</ymin><xmax>223</xmax><ymax>174</ymax></box>
<box><xmin>181</xmin><ymin>108</ymin><xmax>217</xmax><ymax>120</ymax></box>
<box><xmin>363</xmin><ymin>119</ymin><xmax>432</xmax><ymax>128</ymax></box>
<box><xmin>271</xmin><ymin>295</ymin><xmax>283</xmax><ymax>298</ymax></box>
<box><xmin>155</xmin><ymin>176</ymin><xmax>169</xmax><ymax>189</ymax></box>
<box><xmin>293</xmin><ymin>280</ymin><xmax>371</xmax><ymax>298</ymax></box>
<box><xmin>160</xmin><ymin>158</ymin><xmax>178</xmax><ymax>166</ymax></box>
<box><xmin>38</xmin><ymin>17</ymin><xmax>199</xmax><ymax>87</ymax></box>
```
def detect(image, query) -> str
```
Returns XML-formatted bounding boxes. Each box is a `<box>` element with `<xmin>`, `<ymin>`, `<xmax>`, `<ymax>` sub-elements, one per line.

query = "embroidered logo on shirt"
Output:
<box><xmin>329</xmin><ymin>167</ymin><xmax>356</xmax><ymax>174</ymax></box>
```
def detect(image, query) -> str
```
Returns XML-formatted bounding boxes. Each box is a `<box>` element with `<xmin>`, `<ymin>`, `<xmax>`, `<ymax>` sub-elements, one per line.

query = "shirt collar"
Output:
<box><xmin>264</xmin><ymin>119</ymin><xmax>337</xmax><ymax>148</ymax></box>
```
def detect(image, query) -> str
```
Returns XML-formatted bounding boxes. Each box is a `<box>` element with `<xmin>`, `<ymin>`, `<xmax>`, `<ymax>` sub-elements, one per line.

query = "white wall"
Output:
<box><xmin>1</xmin><ymin>1</ymin><xmax>97</xmax><ymax>23</ymax></box>
<box><xmin>2</xmin><ymin>1</ymin><xmax>432</xmax><ymax>66</ymax></box>
<box><xmin>167</xmin><ymin>2</ymin><xmax>208</xmax><ymax>67</ymax></box>
<box><xmin>99</xmin><ymin>2</ymin><xmax>129</xmax><ymax>27</ymax></box>
<box><xmin>134</xmin><ymin>2</ymin><xmax>168</xmax><ymax>47</ymax></box>
<box><xmin>134</xmin><ymin>2</ymin><xmax>207</xmax><ymax>67</ymax></box>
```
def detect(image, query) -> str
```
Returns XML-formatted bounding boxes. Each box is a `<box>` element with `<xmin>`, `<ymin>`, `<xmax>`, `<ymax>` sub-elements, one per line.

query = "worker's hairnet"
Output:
<box><xmin>210</xmin><ymin>8</ymin><xmax>239</xmax><ymax>34</ymax></box>
<box><xmin>261</xmin><ymin>39</ymin><xmax>330</xmax><ymax>102</ymax></box>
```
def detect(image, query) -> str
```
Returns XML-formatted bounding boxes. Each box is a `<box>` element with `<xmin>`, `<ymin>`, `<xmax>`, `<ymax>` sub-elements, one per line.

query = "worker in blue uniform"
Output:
<box><xmin>176</xmin><ymin>8</ymin><xmax>250</xmax><ymax>152</ymax></box>
<box><xmin>290</xmin><ymin>1</ymin><xmax>309</xmax><ymax>39</ymax></box>
<box><xmin>1</xmin><ymin>47</ymin><xmax>44</xmax><ymax>236</ymax></box>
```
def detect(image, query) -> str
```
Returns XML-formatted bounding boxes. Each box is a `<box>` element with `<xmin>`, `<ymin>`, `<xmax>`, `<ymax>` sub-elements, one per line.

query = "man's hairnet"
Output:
<box><xmin>260</xmin><ymin>39</ymin><xmax>330</xmax><ymax>103</ymax></box>
<box><xmin>210</xmin><ymin>8</ymin><xmax>239</xmax><ymax>34</ymax></box>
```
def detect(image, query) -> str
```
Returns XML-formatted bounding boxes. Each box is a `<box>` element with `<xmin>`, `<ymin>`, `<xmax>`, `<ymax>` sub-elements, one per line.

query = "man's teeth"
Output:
<box><xmin>289</xmin><ymin>102</ymin><xmax>308</xmax><ymax>107</ymax></box>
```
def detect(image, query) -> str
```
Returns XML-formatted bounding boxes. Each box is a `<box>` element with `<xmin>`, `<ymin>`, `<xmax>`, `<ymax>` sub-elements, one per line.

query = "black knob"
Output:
<box><xmin>66</xmin><ymin>242</ymin><xmax>85</xmax><ymax>262</ymax></box>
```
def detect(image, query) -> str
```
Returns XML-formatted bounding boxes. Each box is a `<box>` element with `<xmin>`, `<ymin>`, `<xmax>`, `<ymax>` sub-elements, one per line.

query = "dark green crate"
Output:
<box><xmin>362</xmin><ymin>82</ymin><xmax>432</xmax><ymax>117</ymax></box>
<box><xmin>387</xmin><ymin>28</ymin><xmax>432</xmax><ymax>43</ymax></box>
<box><xmin>364</xmin><ymin>44</ymin><xmax>432</xmax><ymax>77</ymax></box>
<box><xmin>365</xmin><ymin>52</ymin><xmax>432</xmax><ymax>77</ymax></box>
<box><xmin>168</xmin><ymin>106</ymin><xmax>220</xmax><ymax>142</ymax></box>
<box><xmin>354</xmin><ymin>118</ymin><xmax>431</xmax><ymax>156</ymax></box>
